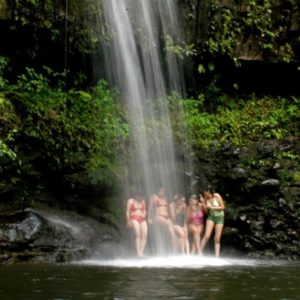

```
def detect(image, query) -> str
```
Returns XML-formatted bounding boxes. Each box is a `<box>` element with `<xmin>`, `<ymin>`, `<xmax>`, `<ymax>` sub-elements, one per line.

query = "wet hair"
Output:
<box><xmin>205</xmin><ymin>185</ymin><xmax>215</xmax><ymax>193</ymax></box>
<box><xmin>189</xmin><ymin>194</ymin><xmax>198</xmax><ymax>201</ymax></box>
<box><xmin>174</xmin><ymin>194</ymin><xmax>185</xmax><ymax>202</ymax></box>
<box><xmin>202</xmin><ymin>190</ymin><xmax>213</xmax><ymax>199</ymax></box>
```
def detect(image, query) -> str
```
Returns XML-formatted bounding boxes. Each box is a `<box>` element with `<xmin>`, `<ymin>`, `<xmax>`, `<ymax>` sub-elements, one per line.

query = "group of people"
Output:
<box><xmin>125</xmin><ymin>187</ymin><xmax>225</xmax><ymax>258</ymax></box>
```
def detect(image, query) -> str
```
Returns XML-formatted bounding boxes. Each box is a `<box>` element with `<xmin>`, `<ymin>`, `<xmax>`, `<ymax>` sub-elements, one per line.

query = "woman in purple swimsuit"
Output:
<box><xmin>186</xmin><ymin>195</ymin><xmax>205</xmax><ymax>254</ymax></box>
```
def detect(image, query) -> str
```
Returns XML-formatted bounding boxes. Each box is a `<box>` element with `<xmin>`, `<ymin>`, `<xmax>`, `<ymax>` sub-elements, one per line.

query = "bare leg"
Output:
<box><xmin>188</xmin><ymin>225</ymin><xmax>195</xmax><ymax>254</ymax></box>
<box><xmin>196</xmin><ymin>224</ymin><xmax>204</xmax><ymax>254</ymax></box>
<box><xmin>188</xmin><ymin>224</ymin><xmax>200</xmax><ymax>254</ymax></box>
<box><xmin>200</xmin><ymin>220</ymin><xmax>215</xmax><ymax>254</ymax></box>
<box><xmin>167</xmin><ymin>223</ymin><xmax>177</xmax><ymax>251</ymax></box>
<box><xmin>157</xmin><ymin>216</ymin><xmax>177</xmax><ymax>251</ymax></box>
<box><xmin>140</xmin><ymin>221</ymin><xmax>148</xmax><ymax>256</ymax></box>
<box><xmin>128</xmin><ymin>220</ymin><xmax>142</xmax><ymax>257</ymax></box>
<box><xmin>174</xmin><ymin>225</ymin><xmax>185</xmax><ymax>254</ymax></box>
<box><xmin>199</xmin><ymin>224</ymin><xmax>204</xmax><ymax>244</ymax></box>
<box><xmin>214</xmin><ymin>223</ymin><xmax>224</xmax><ymax>257</ymax></box>
<box><xmin>194</xmin><ymin>226</ymin><xmax>201</xmax><ymax>254</ymax></box>
<box><xmin>183</xmin><ymin>227</ymin><xmax>190</xmax><ymax>255</ymax></box>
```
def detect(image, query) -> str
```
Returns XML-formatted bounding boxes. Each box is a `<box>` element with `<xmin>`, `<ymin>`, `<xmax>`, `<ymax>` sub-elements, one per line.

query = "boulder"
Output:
<box><xmin>0</xmin><ymin>208</ymin><xmax>121</xmax><ymax>264</ymax></box>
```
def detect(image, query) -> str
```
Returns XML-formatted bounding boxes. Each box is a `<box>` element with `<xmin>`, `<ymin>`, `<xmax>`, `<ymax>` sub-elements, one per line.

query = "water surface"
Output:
<box><xmin>0</xmin><ymin>256</ymin><xmax>299</xmax><ymax>300</ymax></box>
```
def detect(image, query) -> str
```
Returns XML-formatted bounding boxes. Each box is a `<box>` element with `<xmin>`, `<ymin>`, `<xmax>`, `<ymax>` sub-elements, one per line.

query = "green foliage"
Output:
<box><xmin>0</xmin><ymin>139</ymin><xmax>17</xmax><ymax>162</ymax></box>
<box><xmin>293</xmin><ymin>171</ymin><xmax>300</xmax><ymax>184</ymax></box>
<box><xmin>186</xmin><ymin>0</ymin><xmax>300</xmax><ymax>73</ymax></box>
<box><xmin>273</xmin><ymin>151</ymin><xmax>300</xmax><ymax>161</ymax></box>
<box><xmin>10</xmin><ymin>0</ymin><xmax>106</xmax><ymax>58</ymax></box>
<box><xmin>81</xmin><ymin>81</ymin><xmax>129</xmax><ymax>181</ymax></box>
<box><xmin>0</xmin><ymin>65</ymin><xmax>129</xmax><ymax>197</ymax></box>
<box><xmin>176</xmin><ymin>97</ymin><xmax>219</xmax><ymax>149</ymax></box>
<box><xmin>0</xmin><ymin>57</ymin><xmax>19</xmax><ymax>165</ymax></box>
<box><xmin>11</xmin><ymin>0</ymin><xmax>65</xmax><ymax>58</ymax></box>
<box><xmin>0</xmin><ymin>57</ymin><xmax>8</xmax><ymax>88</ymax></box>
<box><xmin>206</xmin><ymin>4</ymin><xmax>241</xmax><ymax>59</ymax></box>
<box><xmin>275</xmin><ymin>162</ymin><xmax>300</xmax><ymax>187</ymax></box>
<box><xmin>165</xmin><ymin>35</ymin><xmax>197</xmax><ymax>59</ymax></box>
<box><xmin>177</xmin><ymin>95</ymin><xmax>300</xmax><ymax>149</ymax></box>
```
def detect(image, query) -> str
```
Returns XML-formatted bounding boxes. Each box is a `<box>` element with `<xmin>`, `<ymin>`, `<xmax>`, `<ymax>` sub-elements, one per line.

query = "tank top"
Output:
<box><xmin>208</xmin><ymin>197</ymin><xmax>224</xmax><ymax>218</ymax></box>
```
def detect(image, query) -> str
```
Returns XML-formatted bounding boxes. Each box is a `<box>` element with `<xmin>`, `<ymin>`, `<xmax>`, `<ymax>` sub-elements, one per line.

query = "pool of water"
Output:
<box><xmin>0</xmin><ymin>256</ymin><xmax>299</xmax><ymax>300</ymax></box>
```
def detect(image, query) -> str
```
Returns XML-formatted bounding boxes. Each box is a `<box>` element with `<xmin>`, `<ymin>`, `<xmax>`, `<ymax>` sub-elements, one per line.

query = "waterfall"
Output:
<box><xmin>97</xmin><ymin>0</ymin><xmax>192</xmax><ymax>255</ymax></box>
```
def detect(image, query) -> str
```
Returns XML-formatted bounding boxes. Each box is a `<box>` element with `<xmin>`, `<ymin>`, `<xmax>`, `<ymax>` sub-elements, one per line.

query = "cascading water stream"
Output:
<box><xmin>97</xmin><ymin>0</ymin><xmax>193</xmax><ymax>255</ymax></box>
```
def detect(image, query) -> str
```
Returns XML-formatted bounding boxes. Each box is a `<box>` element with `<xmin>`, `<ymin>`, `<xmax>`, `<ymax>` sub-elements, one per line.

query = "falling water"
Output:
<box><xmin>95</xmin><ymin>0</ymin><xmax>192</xmax><ymax>254</ymax></box>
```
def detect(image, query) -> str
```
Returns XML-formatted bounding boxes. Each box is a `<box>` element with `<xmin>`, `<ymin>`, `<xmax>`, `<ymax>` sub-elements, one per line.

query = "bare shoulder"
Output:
<box><xmin>197</xmin><ymin>202</ymin><xmax>204</xmax><ymax>208</ymax></box>
<box><xmin>127</xmin><ymin>198</ymin><xmax>135</xmax><ymax>204</ymax></box>
<box><xmin>151</xmin><ymin>194</ymin><xmax>158</xmax><ymax>201</ymax></box>
<box><xmin>214</xmin><ymin>193</ymin><xmax>223</xmax><ymax>200</ymax></box>
<box><xmin>214</xmin><ymin>193</ymin><xmax>225</xmax><ymax>208</ymax></box>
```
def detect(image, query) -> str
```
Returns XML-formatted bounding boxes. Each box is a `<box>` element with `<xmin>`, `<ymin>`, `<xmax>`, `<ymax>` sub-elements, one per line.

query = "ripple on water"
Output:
<box><xmin>83</xmin><ymin>292</ymin><xmax>102</xmax><ymax>298</ymax></box>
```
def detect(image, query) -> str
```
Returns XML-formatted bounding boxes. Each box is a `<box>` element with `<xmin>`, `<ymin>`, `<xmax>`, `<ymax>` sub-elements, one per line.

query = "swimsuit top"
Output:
<box><xmin>130</xmin><ymin>201</ymin><xmax>145</xmax><ymax>212</ymax></box>
<box><xmin>208</xmin><ymin>197</ymin><xmax>224</xmax><ymax>217</ymax></box>
<box><xmin>188</xmin><ymin>208</ymin><xmax>205</xmax><ymax>224</ymax></box>
<box><xmin>211</xmin><ymin>199</ymin><xmax>220</xmax><ymax>207</ymax></box>
<box><xmin>175</xmin><ymin>209</ymin><xmax>185</xmax><ymax>226</ymax></box>
<box><xmin>155</xmin><ymin>197</ymin><xmax>168</xmax><ymax>208</ymax></box>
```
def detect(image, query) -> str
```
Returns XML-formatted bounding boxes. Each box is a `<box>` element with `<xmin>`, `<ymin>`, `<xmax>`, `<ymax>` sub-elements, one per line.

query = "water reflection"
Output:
<box><xmin>0</xmin><ymin>258</ymin><xmax>299</xmax><ymax>300</ymax></box>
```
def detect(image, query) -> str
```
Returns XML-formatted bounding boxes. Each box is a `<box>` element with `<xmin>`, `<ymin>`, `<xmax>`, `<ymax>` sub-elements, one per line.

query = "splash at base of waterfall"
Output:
<box><xmin>75</xmin><ymin>256</ymin><xmax>285</xmax><ymax>269</ymax></box>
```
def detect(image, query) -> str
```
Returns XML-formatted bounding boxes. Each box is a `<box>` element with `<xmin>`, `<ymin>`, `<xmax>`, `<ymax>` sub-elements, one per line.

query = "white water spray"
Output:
<box><xmin>77</xmin><ymin>256</ymin><xmax>279</xmax><ymax>269</ymax></box>
<box><xmin>91</xmin><ymin>0</ymin><xmax>194</xmax><ymax>256</ymax></box>
<box><xmin>100</xmin><ymin>0</ymin><xmax>190</xmax><ymax>197</ymax></box>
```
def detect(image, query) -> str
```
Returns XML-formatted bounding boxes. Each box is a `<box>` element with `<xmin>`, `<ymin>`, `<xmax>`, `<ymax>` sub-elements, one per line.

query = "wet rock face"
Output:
<box><xmin>195</xmin><ymin>137</ymin><xmax>300</xmax><ymax>260</ymax></box>
<box><xmin>0</xmin><ymin>211</ymin><xmax>42</xmax><ymax>244</ymax></box>
<box><xmin>0</xmin><ymin>209</ymin><xmax>86</xmax><ymax>263</ymax></box>
<box><xmin>0</xmin><ymin>209</ymin><xmax>120</xmax><ymax>264</ymax></box>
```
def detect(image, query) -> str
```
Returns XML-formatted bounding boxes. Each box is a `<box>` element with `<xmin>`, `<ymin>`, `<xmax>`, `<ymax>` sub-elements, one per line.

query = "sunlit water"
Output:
<box><xmin>1</xmin><ymin>256</ymin><xmax>299</xmax><ymax>300</ymax></box>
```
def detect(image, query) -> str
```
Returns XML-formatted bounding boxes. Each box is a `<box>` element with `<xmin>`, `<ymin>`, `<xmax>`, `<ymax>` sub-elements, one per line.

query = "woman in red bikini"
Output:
<box><xmin>187</xmin><ymin>194</ymin><xmax>205</xmax><ymax>254</ymax></box>
<box><xmin>149</xmin><ymin>187</ymin><xmax>177</xmax><ymax>252</ymax></box>
<box><xmin>126</xmin><ymin>192</ymin><xmax>148</xmax><ymax>257</ymax></box>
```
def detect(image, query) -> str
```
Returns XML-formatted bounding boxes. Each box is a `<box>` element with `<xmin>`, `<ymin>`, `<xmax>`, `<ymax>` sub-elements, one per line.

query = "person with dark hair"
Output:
<box><xmin>199</xmin><ymin>190</ymin><xmax>225</xmax><ymax>257</ymax></box>
<box><xmin>169</xmin><ymin>194</ymin><xmax>189</xmax><ymax>254</ymax></box>
<box><xmin>126</xmin><ymin>192</ymin><xmax>148</xmax><ymax>257</ymax></box>
<box><xmin>186</xmin><ymin>194</ymin><xmax>205</xmax><ymax>254</ymax></box>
